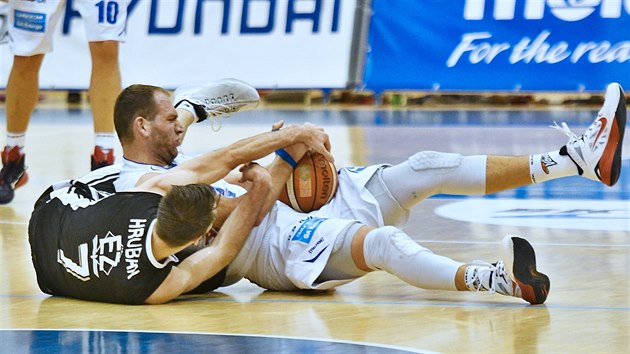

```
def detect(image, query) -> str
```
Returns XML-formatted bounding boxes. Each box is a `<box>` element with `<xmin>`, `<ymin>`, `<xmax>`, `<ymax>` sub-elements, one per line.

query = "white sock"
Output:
<box><xmin>94</xmin><ymin>133</ymin><xmax>116</xmax><ymax>151</ymax></box>
<box><xmin>6</xmin><ymin>132</ymin><xmax>26</xmax><ymax>152</ymax></box>
<box><xmin>363</xmin><ymin>226</ymin><xmax>462</xmax><ymax>291</ymax></box>
<box><xmin>529</xmin><ymin>150</ymin><xmax>578</xmax><ymax>183</ymax></box>
<box><xmin>175</xmin><ymin>100</ymin><xmax>199</xmax><ymax>122</ymax></box>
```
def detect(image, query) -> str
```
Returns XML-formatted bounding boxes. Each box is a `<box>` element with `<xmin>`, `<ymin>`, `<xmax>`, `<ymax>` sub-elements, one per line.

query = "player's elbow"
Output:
<box><xmin>220</xmin><ymin>146</ymin><xmax>250</xmax><ymax>171</ymax></box>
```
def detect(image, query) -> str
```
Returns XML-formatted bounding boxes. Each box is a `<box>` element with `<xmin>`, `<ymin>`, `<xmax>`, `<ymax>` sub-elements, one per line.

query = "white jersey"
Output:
<box><xmin>109</xmin><ymin>153</ymin><xmax>391</xmax><ymax>290</ymax></box>
<box><xmin>115</xmin><ymin>154</ymin><xmax>388</xmax><ymax>228</ymax></box>
<box><xmin>8</xmin><ymin>0</ymin><xmax>129</xmax><ymax>55</ymax></box>
<box><xmin>114</xmin><ymin>155</ymin><xmax>247</xmax><ymax>198</ymax></box>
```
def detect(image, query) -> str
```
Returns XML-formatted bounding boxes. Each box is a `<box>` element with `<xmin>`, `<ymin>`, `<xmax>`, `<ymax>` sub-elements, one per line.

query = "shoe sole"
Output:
<box><xmin>597</xmin><ymin>83</ymin><xmax>626</xmax><ymax>186</ymax></box>
<box><xmin>502</xmin><ymin>236</ymin><xmax>550</xmax><ymax>305</ymax></box>
<box><xmin>0</xmin><ymin>171</ymin><xmax>28</xmax><ymax>204</ymax></box>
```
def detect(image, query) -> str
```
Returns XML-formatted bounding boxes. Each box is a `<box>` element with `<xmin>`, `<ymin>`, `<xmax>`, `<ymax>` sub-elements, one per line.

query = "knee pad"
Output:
<box><xmin>407</xmin><ymin>151</ymin><xmax>486</xmax><ymax>196</ymax></box>
<box><xmin>408</xmin><ymin>151</ymin><xmax>462</xmax><ymax>171</ymax></box>
<box><xmin>363</xmin><ymin>226</ymin><xmax>431</xmax><ymax>271</ymax></box>
<box><xmin>363</xmin><ymin>226</ymin><xmax>462</xmax><ymax>290</ymax></box>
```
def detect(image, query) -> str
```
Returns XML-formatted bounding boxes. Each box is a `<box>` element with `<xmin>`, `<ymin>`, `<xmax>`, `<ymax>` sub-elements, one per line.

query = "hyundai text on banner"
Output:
<box><xmin>364</xmin><ymin>0</ymin><xmax>630</xmax><ymax>92</ymax></box>
<box><xmin>0</xmin><ymin>0</ymin><xmax>357</xmax><ymax>89</ymax></box>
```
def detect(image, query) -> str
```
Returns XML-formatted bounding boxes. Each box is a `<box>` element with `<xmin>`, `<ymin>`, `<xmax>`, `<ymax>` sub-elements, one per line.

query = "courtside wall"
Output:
<box><xmin>0</xmin><ymin>0</ymin><xmax>628</xmax><ymax>92</ymax></box>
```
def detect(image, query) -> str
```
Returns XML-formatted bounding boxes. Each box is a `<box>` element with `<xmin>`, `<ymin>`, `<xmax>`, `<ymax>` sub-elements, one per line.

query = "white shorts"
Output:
<box><xmin>223</xmin><ymin>164</ymin><xmax>401</xmax><ymax>290</ymax></box>
<box><xmin>231</xmin><ymin>203</ymin><xmax>358</xmax><ymax>291</ymax></box>
<box><xmin>8</xmin><ymin>0</ymin><xmax>129</xmax><ymax>55</ymax></box>
<box><xmin>312</xmin><ymin>164</ymin><xmax>406</xmax><ymax>228</ymax></box>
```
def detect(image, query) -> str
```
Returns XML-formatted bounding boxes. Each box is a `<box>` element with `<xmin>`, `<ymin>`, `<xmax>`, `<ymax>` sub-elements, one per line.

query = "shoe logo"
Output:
<box><xmin>592</xmin><ymin>117</ymin><xmax>608</xmax><ymax>151</ymax></box>
<box><xmin>574</xmin><ymin>144</ymin><xmax>585</xmax><ymax>161</ymax></box>
<box><xmin>540</xmin><ymin>154</ymin><xmax>557</xmax><ymax>174</ymax></box>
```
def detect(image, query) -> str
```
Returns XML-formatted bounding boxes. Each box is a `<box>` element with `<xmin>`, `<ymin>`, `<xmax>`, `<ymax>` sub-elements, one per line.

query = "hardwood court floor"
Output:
<box><xmin>0</xmin><ymin>105</ymin><xmax>628</xmax><ymax>353</ymax></box>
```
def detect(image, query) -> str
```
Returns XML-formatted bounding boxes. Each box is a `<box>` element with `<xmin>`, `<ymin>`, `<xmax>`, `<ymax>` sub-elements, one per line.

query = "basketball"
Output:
<box><xmin>278</xmin><ymin>152</ymin><xmax>338</xmax><ymax>212</ymax></box>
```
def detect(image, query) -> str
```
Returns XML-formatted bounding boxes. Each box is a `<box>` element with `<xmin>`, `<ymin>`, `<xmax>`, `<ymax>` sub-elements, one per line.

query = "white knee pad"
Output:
<box><xmin>363</xmin><ymin>226</ymin><xmax>462</xmax><ymax>291</ymax></box>
<box><xmin>381</xmin><ymin>152</ymin><xmax>486</xmax><ymax>211</ymax></box>
<box><xmin>408</xmin><ymin>151</ymin><xmax>462</xmax><ymax>171</ymax></box>
<box><xmin>363</xmin><ymin>226</ymin><xmax>430</xmax><ymax>271</ymax></box>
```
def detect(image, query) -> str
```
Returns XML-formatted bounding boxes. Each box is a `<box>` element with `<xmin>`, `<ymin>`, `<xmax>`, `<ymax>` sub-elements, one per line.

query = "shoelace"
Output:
<box><xmin>201</xmin><ymin>102</ymin><xmax>238</xmax><ymax>132</ymax></box>
<box><xmin>550</xmin><ymin>121</ymin><xmax>579</xmax><ymax>140</ymax></box>
<box><xmin>466</xmin><ymin>260</ymin><xmax>500</xmax><ymax>293</ymax></box>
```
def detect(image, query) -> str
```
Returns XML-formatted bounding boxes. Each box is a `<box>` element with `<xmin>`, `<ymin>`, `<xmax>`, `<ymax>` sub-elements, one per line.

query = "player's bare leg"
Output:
<box><xmin>0</xmin><ymin>54</ymin><xmax>43</xmax><ymax>203</ymax></box>
<box><xmin>88</xmin><ymin>40</ymin><xmax>120</xmax><ymax>170</ymax></box>
<box><xmin>486</xmin><ymin>155</ymin><xmax>534</xmax><ymax>193</ymax></box>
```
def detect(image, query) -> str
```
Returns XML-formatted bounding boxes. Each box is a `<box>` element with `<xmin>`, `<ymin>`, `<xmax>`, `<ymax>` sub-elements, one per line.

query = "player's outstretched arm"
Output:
<box><xmin>135</xmin><ymin>122</ymin><xmax>331</xmax><ymax>193</ymax></box>
<box><xmin>145</xmin><ymin>163</ymin><xmax>271</xmax><ymax>304</ymax></box>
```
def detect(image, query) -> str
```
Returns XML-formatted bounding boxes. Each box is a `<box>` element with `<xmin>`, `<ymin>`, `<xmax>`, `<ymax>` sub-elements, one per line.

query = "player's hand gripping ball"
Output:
<box><xmin>279</xmin><ymin>152</ymin><xmax>338</xmax><ymax>212</ymax></box>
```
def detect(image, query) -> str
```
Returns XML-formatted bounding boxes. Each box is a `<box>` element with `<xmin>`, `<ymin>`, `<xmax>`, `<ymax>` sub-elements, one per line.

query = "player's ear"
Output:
<box><xmin>135</xmin><ymin>116</ymin><xmax>151</xmax><ymax>137</ymax></box>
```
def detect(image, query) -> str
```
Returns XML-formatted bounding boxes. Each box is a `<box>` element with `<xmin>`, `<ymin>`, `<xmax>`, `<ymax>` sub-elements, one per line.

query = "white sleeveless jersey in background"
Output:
<box><xmin>8</xmin><ymin>0</ymin><xmax>130</xmax><ymax>55</ymax></box>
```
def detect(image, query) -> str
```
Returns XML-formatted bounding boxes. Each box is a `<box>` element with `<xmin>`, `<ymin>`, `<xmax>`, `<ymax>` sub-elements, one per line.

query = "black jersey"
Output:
<box><xmin>29</xmin><ymin>186</ymin><xmax>173</xmax><ymax>305</ymax></box>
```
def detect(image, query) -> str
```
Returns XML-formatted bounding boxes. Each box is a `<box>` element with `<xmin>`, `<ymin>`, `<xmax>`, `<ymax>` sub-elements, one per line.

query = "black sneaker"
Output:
<box><xmin>0</xmin><ymin>146</ymin><xmax>29</xmax><ymax>204</ymax></box>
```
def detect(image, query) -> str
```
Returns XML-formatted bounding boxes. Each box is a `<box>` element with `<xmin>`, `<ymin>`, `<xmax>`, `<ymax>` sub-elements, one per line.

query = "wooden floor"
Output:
<box><xmin>0</xmin><ymin>104</ymin><xmax>628</xmax><ymax>353</ymax></box>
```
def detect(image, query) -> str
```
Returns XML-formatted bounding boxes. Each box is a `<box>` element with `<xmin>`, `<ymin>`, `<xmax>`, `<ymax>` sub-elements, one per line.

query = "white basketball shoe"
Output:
<box><xmin>552</xmin><ymin>82</ymin><xmax>626</xmax><ymax>186</ymax></box>
<box><xmin>173</xmin><ymin>78</ymin><xmax>260</xmax><ymax>131</ymax></box>
<box><xmin>465</xmin><ymin>236</ymin><xmax>550</xmax><ymax>305</ymax></box>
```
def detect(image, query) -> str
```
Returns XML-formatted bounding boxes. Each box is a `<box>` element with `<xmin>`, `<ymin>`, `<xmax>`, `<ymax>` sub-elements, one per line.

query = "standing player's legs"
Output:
<box><xmin>78</xmin><ymin>0</ymin><xmax>130</xmax><ymax>170</ymax></box>
<box><xmin>339</xmin><ymin>225</ymin><xmax>549</xmax><ymax>305</ymax></box>
<box><xmin>0</xmin><ymin>0</ymin><xmax>65</xmax><ymax>204</ymax></box>
<box><xmin>0</xmin><ymin>54</ymin><xmax>44</xmax><ymax>203</ymax></box>
<box><xmin>370</xmin><ymin>83</ymin><xmax>626</xmax><ymax>226</ymax></box>
<box><xmin>88</xmin><ymin>40</ymin><xmax>121</xmax><ymax>170</ymax></box>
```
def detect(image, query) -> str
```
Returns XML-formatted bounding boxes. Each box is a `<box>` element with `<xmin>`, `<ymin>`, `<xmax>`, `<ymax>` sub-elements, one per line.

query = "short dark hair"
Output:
<box><xmin>114</xmin><ymin>84</ymin><xmax>170</xmax><ymax>145</ymax></box>
<box><xmin>156</xmin><ymin>184</ymin><xmax>219</xmax><ymax>247</ymax></box>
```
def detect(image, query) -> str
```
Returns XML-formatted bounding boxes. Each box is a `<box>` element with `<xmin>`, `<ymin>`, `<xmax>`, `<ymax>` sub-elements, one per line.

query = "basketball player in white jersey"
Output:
<box><xmin>0</xmin><ymin>0</ymin><xmax>130</xmax><ymax>204</ymax></box>
<box><xmin>76</xmin><ymin>81</ymin><xmax>625</xmax><ymax>305</ymax></box>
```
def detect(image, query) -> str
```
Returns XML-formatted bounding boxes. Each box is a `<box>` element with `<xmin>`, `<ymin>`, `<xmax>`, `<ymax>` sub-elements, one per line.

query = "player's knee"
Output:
<box><xmin>408</xmin><ymin>151</ymin><xmax>462</xmax><ymax>171</ymax></box>
<box><xmin>363</xmin><ymin>226</ymin><xmax>429</xmax><ymax>270</ymax></box>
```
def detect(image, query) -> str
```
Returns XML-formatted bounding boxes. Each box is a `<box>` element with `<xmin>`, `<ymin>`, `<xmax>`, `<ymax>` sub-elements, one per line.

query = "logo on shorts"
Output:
<box><xmin>290</xmin><ymin>217</ymin><xmax>326</xmax><ymax>244</ymax></box>
<box><xmin>14</xmin><ymin>9</ymin><xmax>47</xmax><ymax>33</ymax></box>
<box><xmin>345</xmin><ymin>166</ymin><xmax>367</xmax><ymax>174</ymax></box>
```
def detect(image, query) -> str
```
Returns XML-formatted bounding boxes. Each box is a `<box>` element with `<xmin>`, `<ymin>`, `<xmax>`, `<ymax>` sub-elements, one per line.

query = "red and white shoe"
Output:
<box><xmin>91</xmin><ymin>146</ymin><xmax>115</xmax><ymax>171</ymax></box>
<box><xmin>465</xmin><ymin>236</ymin><xmax>550</xmax><ymax>305</ymax></box>
<box><xmin>554</xmin><ymin>82</ymin><xmax>626</xmax><ymax>186</ymax></box>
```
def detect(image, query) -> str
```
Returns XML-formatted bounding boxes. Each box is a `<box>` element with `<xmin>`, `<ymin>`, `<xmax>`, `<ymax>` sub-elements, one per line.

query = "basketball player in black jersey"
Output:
<box><xmin>28</xmin><ymin>96</ymin><xmax>333</xmax><ymax>304</ymax></box>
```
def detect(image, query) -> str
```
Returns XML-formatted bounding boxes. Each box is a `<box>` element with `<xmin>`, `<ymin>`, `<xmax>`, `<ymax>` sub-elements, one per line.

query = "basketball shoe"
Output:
<box><xmin>553</xmin><ymin>82</ymin><xmax>626</xmax><ymax>186</ymax></box>
<box><xmin>91</xmin><ymin>146</ymin><xmax>115</xmax><ymax>171</ymax></box>
<box><xmin>0</xmin><ymin>146</ymin><xmax>29</xmax><ymax>204</ymax></box>
<box><xmin>465</xmin><ymin>236</ymin><xmax>550</xmax><ymax>305</ymax></box>
<box><xmin>173</xmin><ymin>78</ymin><xmax>260</xmax><ymax>131</ymax></box>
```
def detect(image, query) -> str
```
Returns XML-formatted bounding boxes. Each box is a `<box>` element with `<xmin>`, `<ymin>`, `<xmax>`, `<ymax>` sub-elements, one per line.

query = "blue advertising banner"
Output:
<box><xmin>364</xmin><ymin>0</ymin><xmax>630</xmax><ymax>92</ymax></box>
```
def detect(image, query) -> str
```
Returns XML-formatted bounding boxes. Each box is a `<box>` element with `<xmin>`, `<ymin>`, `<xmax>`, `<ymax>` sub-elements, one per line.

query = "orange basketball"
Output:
<box><xmin>278</xmin><ymin>152</ymin><xmax>338</xmax><ymax>212</ymax></box>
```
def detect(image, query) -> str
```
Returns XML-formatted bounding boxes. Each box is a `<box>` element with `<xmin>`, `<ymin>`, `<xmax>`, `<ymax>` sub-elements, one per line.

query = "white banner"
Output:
<box><xmin>0</xmin><ymin>0</ymin><xmax>356</xmax><ymax>89</ymax></box>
